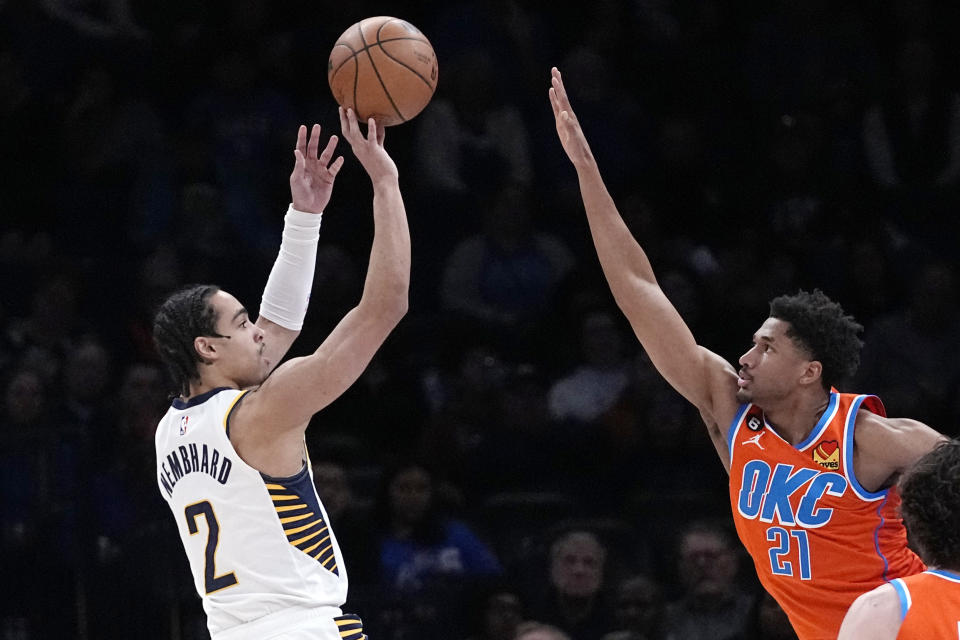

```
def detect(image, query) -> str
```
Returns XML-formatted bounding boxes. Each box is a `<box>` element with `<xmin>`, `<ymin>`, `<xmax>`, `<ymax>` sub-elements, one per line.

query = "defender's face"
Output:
<box><xmin>736</xmin><ymin>317</ymin><xmax>812</xmax><ymax>405</ymax></box>
<box><xmin>207</xmin><ymin>291</ymin><xmax>268</xmax><ymax>388</ymax></box>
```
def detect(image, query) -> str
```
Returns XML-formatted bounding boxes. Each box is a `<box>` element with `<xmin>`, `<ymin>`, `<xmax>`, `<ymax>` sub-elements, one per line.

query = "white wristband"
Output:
<box><xmin>258</xmin><ymin>204</ymin><xmax>322</xmax><ymax>330</ymax></box>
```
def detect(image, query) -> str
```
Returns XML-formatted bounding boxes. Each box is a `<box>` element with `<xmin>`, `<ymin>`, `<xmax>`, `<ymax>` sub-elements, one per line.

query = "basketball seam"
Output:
<box><xmin>357</xmin><ymin>21</ymin><xmax>403</xmax><ymax>122</ymax></box>
<box><xmin>328</xmin><ymin>37</ymin><xmax>429</xmax><ymax>77</ymax></box>
<box><xmin>374</xmin><ymin>38</ymin><xmax>436</xmax><ymax>91</ymax></box>
<box><xmin>374</xmin><ymin>21</ymin><xmax>434</xmax><ymax>91</ymax></box>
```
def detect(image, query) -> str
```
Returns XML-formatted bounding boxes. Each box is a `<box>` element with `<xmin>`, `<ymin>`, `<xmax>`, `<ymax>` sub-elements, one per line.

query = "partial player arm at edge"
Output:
<box><xmin>853</xmin><ymin>412</ymin><xmax>947</xmax><ymax>492</ymax></box>
<box><xmin>837</xmin><ymin>583</ymin><xmax>902</xmax><ymax>640</ymax></box>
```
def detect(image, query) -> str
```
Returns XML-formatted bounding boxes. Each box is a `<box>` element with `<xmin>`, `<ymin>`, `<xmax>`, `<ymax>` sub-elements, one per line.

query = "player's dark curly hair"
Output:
<box><xmin>768</xmin><ymin>289</ymin><xmax>863</xmax><ymax>391</ymax></box>
<box><xmin>899</xmin><ymin>439</ymin><xmax>960</xmax><ymax>569</ymax></box>
<box><xmin>152</xmin><ymin>284</ymin><xmax>222</xmax><ymax>397</ymax></box>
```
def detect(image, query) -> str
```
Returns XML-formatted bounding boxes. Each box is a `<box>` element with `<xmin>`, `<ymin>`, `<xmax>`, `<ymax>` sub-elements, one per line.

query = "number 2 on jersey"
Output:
<box><xmin>767</xmin><ymin>526</ymin><xmax>811</xmax><ymax>580</ymax></box>
<box><xmin>184</xmin><ymin>500</ymin><xmax>238</xmax><ymax>593</ymax></box>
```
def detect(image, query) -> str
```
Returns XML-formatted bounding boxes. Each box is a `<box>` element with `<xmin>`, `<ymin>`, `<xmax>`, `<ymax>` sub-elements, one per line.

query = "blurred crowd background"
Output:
<box><xmin>2</xmin><ymin>0</ymin><xmax>960</xmax><ymax>638</ymax></box>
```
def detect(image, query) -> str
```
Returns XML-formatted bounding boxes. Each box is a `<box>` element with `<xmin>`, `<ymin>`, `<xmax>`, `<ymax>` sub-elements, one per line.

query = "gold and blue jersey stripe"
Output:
<box><xmin>262</xmin><ymin>465</ymin><xmax>339</xmax><ymax>576</ymax></box>
<box><xmin>333</xmin><ymin>614</ymin><xmax>366</xmax><ymax>640</ymax></box>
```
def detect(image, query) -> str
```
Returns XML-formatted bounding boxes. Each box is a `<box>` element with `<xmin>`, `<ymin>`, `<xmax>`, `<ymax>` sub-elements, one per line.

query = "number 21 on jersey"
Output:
<box><xmin>767</xmin><ymin>526</ymin><xmax>811</xmax><ymax>580</ymax></box>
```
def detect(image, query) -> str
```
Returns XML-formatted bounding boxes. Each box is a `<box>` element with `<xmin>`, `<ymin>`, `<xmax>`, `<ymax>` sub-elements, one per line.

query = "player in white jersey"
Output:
<box><xmin>152</xmin><ymin>107</ymin><xmax>409</xmax><ymax>640</ymax></box>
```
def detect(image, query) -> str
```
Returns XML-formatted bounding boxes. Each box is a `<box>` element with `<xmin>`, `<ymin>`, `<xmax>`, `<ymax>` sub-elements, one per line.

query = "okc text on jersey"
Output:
<box><xmin>737</xmin><ymin>461</ymin><xmax>847</xmax><ymax>528</ymax></box>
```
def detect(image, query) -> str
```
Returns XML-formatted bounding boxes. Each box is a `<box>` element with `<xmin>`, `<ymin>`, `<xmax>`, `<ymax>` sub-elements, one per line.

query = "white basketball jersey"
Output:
<box><xmin>155</xmin><ymin>387</ymin><xmax>347</xmax><ymax>637</ymax></box>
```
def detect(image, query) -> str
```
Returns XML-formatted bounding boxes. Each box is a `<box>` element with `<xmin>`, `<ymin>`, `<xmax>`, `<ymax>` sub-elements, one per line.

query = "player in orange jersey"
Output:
<box><xmin>548</xmin><ymin>67</ymin><xmax>946</xmax><ymax>640</ymax></box>
<box><xmin>838</xmin><ymin>439</ymin><xmax>960</xmax><ymax>639</ymax></box>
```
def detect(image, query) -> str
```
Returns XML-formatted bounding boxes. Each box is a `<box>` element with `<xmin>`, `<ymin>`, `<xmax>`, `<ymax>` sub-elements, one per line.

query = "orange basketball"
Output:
<box><xmin>327</xmin><ymin>16</ymin><xmax>438</xmax><ymax>127</ymax></box>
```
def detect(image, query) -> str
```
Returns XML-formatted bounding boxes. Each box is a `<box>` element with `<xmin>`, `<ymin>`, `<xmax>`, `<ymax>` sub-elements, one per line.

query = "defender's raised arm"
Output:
<box><xmin>549</xmin><ymin>67</ymin><xmax>739</xmax><ymax>457</ymax></box>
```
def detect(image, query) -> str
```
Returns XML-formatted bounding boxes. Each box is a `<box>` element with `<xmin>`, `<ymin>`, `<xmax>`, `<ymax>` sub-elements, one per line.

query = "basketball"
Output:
<box><xmin>327</xmin><ymin>16</ymin><xmax>438</xmax><ymax>127</ymax></box>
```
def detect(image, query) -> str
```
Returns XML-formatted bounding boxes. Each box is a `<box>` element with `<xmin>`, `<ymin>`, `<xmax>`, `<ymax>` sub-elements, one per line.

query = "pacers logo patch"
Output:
<box><xmin>813</xmin><ymin>440</ymin><xmax>840</xmax><ymax>469</ymax></box>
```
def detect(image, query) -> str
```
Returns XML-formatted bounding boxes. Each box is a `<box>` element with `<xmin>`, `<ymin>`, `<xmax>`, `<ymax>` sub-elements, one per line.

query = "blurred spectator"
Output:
<box><xmin>854</xmin><ymin>259</ymin><xmax>960</xmax><ymax>431</ymax></box>
<box><xmin>413</xmin><ymin>48</ymin><xmax>533</xmax><ymax>200</ymax></box>
<box><xmin>4</xmin><ymin>269</ymin><xmax>85</xmax><ymax>383</ymax></box>
<box><xmin>182</xmin><ymin>42</ymin><xmax>297</xmax><ymax>258</ymax></box>
<box><xmin>731</xmin><ymin>589</ymin><xmax>798</xmax><ymax>640</ymax></box>
<box><xmin>58</xmin><ymin>335</ymin><xmax>113</xmax><ymax>435</ymax></box>
<box><xmin>661</xmin><ymin>520</ymin><xmax>754</xmax><ymax>640</ymax></box>
<box><xmin>56</xmin><ymin>62</ymin><xmax>175</xmax><ymax>255</ymax></box>
<box><xmin>528</xmin><ymin>529</ymin><xmax>615</xmax><ymax>640</ymax></box>
<box><xmin>463</xmin><ymin>582</ymin><xmax>526</xmax><ymax>640</ymax></box>
<box><xmin>602</xmin><ymin>574</ymin><xmax>666</xmax><ymax>640</ymax></box>
<box><xmin>862</xmin><ymin>38</ymin><xmax>960</xmax><ymax>192</ymax></box>
<box><xmin>439</xmin><ymin>180</ymin><xmax>575</xmax><ymax>343</ymax></box>
<box><xmin>515</xmin><ymin>621</ymin><xmax>573</xmax><ymax>640</ymax></box>
<box><xmin>371</xmin><ymin>461</ymin><xmax>503</xmax><ymax>634</ymax></box>
<box><xmin>547</xmin><ymin>308</ymin><xmax>633</xmax><ymax>424</ymax></box>
<box><xmin>83</xmin><ymin>360</ymin><xmax>184</xmax><ymax>639</ymax></box>
<box><xmin>312</xmin><ymin>458</ymin><xmax>377</xmax><ymax>586</ymax></box>
<box><xmin>0</xmin><ymin>367</ymin><xmax>79</xmax><ymax>636</ymax></box>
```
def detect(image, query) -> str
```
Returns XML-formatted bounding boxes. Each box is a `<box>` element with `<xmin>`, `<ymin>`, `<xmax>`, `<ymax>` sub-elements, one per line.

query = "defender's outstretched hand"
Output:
<box><xmin>290</xmin><ymin>124</ymin><xmax>344</xmax><ymax>214</ymax></box>
<box><xmin>549</xmin><ymin>67</ymin><xmax>594</xmax><ymax>169</ymax></box>
<box><xmin>338</xmin><ymin>107</ymin><xmax>399</xmax><ymax>183</ymax></box>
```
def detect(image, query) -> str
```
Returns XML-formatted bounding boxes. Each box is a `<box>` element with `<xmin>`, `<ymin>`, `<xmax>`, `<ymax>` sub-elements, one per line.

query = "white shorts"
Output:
<box><xmin>213</xmin><ymin>606</ymin><xmax>366</xmax><ymax>640</ymax></box>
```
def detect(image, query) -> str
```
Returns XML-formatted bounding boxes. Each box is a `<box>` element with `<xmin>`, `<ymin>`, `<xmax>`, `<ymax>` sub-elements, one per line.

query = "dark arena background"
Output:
<box><xmin>1</xmin><ymin>1</ymin><xmax>959</xmax><ymax>638</ymax></box>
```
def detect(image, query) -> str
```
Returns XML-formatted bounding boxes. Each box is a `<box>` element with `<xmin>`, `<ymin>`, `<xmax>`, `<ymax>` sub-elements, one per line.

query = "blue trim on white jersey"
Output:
<box><xmin>795</xmin><ymin>392</ymin><xmax>839</xmax><ymax>451</ymax></box>
<box><xmin>172</xmin><ymin>386</ymin><xmax>233</xmax><ymax>409</ymax></box>
<box><xmin>843</xmin><ymin>395</ymin><xmax>888</xmax><ymax>501</ymax></box>
<box><xmin>890</xmin><ymin>578</ymin><xmax>911</xmax><ymax>621</ymax></box>
<box><xmin>726</xmin><ymin>403</ymin><xmax>752</xmax><ymax>460</ymax></box>
<box><xmin>929</xmin><ymin>568</ymin><xmax>960</xmax><ymax>583</ymax></box>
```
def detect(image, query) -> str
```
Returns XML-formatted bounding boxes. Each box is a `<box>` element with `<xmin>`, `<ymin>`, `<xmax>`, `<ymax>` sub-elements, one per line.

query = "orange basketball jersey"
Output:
<box><xmin>727</xmin><ymin>392</ymin><xmax>925</xmax><ymax>640</ymax></box>
<box><xmin>891</xmin><ymin>569</ymin><xmax>960</xmax><ymax>639</ymax></box>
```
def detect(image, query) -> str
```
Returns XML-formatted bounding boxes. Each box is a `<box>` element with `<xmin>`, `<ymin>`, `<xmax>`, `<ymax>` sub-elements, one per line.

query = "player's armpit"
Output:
<box><xmin>853</xmin><ymin>413</ymin><xmax>947</xmax><ymax>492</ymax></box>
<box><xmin>837</xmin><ymin>584</ymin><xmax>902</xmax><ymax>640</ymax></box>
<box><xmin>254</xmin><ymin>316</ymin><xmax>299</xmax><ymax>374</ymax></box>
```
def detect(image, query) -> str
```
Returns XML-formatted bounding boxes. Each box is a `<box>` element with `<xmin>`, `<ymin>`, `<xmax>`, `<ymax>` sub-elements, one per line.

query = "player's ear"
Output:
<box><xmin>194</xmin><ymin>336</ymin><xmax>217</xmax><ymax>363</ymax></box>
<box><xmin>799</xmin><ymin>360</ymin><xmax>822</xmax><ymax>386</ymax></box>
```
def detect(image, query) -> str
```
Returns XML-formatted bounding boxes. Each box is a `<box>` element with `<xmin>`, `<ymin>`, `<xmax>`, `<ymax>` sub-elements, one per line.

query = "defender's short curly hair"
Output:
<box><xmin>152</xmin><ymin>284</ymin><xmax>222</xmax><ymax>397</ymax></box>
<box><xmin>899</xmin><ymin>440</ymin><xmax>960</xmax><ymax>569</ymax></box>
<box><xmin>768</xmin><ymin>289</ymin><xmax>863</xmax><ymax>391</ymax></box>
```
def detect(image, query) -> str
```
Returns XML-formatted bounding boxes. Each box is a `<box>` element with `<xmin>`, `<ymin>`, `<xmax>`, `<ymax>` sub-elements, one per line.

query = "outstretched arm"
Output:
<box><xmin>256</xmin><ymin>124</ymin><xmax>344</xmax><ymax>369</ymax></box>
<box><xmin>234</xmin><ymin>109</ymin><xmax>410</xmax><ymax>474</ymax></box>
<box><xmin>549</xmin><ymin>67</ymin><xmax>739</xmax><ymax>453</ymax></box>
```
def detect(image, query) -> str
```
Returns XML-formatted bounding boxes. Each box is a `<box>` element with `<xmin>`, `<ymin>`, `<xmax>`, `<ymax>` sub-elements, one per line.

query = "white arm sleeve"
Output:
<box><xmin>258</xmin><ymin>205</ymin><xmax>322</xmax><ymax>330</ymax></box>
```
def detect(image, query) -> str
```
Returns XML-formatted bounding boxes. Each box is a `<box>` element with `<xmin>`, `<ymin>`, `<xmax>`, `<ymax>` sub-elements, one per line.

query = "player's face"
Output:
<box><xmin>736</xmin><ymin>317</ymin><xmax>813</xmax><ymax>405</ymax></box>
<box><xmin>207</xmin><ymin>291</ymin><xmax>269</xmax><ymax>388</ymax></box>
